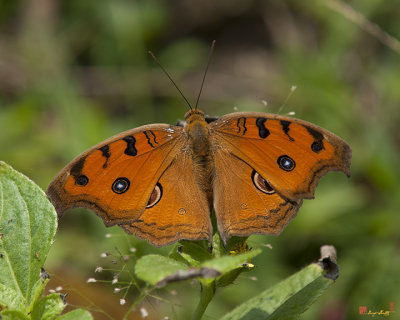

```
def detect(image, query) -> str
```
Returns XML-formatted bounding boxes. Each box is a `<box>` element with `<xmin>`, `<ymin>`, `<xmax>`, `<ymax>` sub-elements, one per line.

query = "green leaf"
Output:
<box><xmin>173</xmin><ymin>241</ymin><xmax>213</xmax><ymax>267</ymax></box>
<box><xmin>30</xmin><ymin>293</ymin><xmax>65</xmax><ymax>320</ymax></box>
<box><xmin>0</xmin><ymin>283</ymin><xmax>26</xmax><ymax>311</ymax></box>
<box><xmin>220</xmin><ymin>262</ymin><xmax>337</xmax><ymax>320</ymax></box>
<box><xmin>135</xmin><ymin>254</ymin><xmax>189</xmax><ymax>285</ymax></box>
<box><xmin>58</xmin><ymin>308</ymin><xmax>93</xmax><ymax>320</ymax></box>
<box><xmin>27</xmin><ymin>278</ymin><xmax>49</xmax><ymax>313</ymax></box>
<box><xmin>0</xmin><ymin>162</ymin><xmax>58</xmax><ymax>307</ymax></box>
<box><xmin>201</xmin><ymin>249</ymin><xmax>261</xmax><ymax>274</ymax></box>
<box><xmin>0</xmin><ymin>310</ymin><xmax>30</xmax><ymax>320</ymax></box>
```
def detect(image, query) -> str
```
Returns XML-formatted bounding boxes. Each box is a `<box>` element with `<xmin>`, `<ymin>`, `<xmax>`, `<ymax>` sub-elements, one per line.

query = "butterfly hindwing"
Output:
<box><xmin>213</xmin><ymin>148</ymin><xmax>301</xmax><ymax>242</ymax></box>
<box><xmin>121</xmin><ymin>151</ymin><xmax>212</xmax><ymax>247</ymax></box>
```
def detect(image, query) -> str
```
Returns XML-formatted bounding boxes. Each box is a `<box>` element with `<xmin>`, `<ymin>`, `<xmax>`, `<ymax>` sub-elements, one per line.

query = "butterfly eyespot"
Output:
<box><xmin>252</xmin><ymin>170</ymin><xmax>275</xmax><ymax>194</ymax></box>
<box><xmin>146</xmin><ymin>183</ymin><xmax>162</xmax><ymax>208</ymax></box>
<box><xmin>311</xmin><ymin>141</ymin><xmax>324</xmax><ymax>153</ymax></box>
<box><xmin>112</xmin><ymin>178</ymin><xmax>130</xmax><ymax>194</ymax></box>
<box><xmin>178</xmin><ymin>208</ymin><xmax>186</xmax><ymax>215</ymax></box>
<box><xmin>241</xmin><ymin>203</ymin><xmax>248</xmax><ymax>210</ymax></box>
<box><xmin>277</xmin><ymin>155</ymin><xmax>295</xmax><ymax>171</ymax></box>
<box><xmin>76</xmin><ymin>175</ymin><xmax>89</xmax><ymax>186</ymax></box>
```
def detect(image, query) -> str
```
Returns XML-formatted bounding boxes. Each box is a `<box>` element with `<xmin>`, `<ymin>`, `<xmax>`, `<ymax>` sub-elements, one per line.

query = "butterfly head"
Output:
<box><xmin>184</xmin><ymin>109</ymin><xmax>205</xmax><ymax>122</ymax></box>
<box><xmin>184</xmin><ymin>109</ymin><xmax>208</xmax><ymax>135</ymax></box>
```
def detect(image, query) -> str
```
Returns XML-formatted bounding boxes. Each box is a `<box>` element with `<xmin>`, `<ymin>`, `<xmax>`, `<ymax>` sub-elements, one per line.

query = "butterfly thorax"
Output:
<box><xmin>185</xmin><ymin>110</ymin><xmax>211</xmax><ymax>157</ymax></box>
<box><xmin>184</xmin><ymin>109</ymin><xmax>213</xmax><ymax>203</ymax></box>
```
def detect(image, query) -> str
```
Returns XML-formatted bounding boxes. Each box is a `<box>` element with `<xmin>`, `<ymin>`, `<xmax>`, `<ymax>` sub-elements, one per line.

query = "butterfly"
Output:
<box><xmin>46</xmin><ymin>105</ymin><xmax>351</xmax><ymax>247</ymax></box>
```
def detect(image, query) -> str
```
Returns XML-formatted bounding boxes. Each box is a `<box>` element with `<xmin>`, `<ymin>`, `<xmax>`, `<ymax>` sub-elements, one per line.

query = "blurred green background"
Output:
<box><xmin>1</xmin><ymin>0</ymin><xmax>399</xmax><ymax>319</ymax></box>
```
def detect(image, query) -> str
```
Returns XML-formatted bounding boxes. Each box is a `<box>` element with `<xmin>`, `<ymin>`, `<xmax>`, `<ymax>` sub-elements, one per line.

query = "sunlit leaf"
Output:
<box><xmin>220</xmin><ymin>261</ymin><xmax>337</xmax><ymax>320</ymax></box>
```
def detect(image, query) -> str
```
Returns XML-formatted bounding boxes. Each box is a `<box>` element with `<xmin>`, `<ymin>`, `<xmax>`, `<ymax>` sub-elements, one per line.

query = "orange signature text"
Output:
<box><xmin>359</xmin><ymin>303</ymin><xmax>395</xmax><ymax>317</ymax></box>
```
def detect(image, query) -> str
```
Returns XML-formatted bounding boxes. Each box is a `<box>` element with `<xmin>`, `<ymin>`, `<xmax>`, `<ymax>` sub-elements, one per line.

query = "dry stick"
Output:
<box><xmin>326</xmin><ymin>0</ymin><xmax>400</xmax><ymax>55</ymax></box>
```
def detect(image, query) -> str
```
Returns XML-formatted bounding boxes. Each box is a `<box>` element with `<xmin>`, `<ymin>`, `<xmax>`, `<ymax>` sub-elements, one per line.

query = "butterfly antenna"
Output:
<box><xmin>277</xmin><ymin>85</ymin><xmax>297</xmax><ymax>115</ymax></box>
<box><xmin>148</xmin><ymin>50</ymin><xmax>193</xmax><ymax>111</ymax></box>
<box><xmin>195</xmin><ymin>40</ymin><xmax>216</xmax><ymax>110</ymax></box>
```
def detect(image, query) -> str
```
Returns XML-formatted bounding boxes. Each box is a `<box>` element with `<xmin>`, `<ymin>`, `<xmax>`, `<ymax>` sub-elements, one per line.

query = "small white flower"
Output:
<box><xmin>114</xmin><ymin>287</ymin><xmax>121</xmax><ymax>293</ymax></box>
<box><xmin>129</xmin><ymin>247</ymin><xmax>137</xmax><ymax>253</ymax></box>
<box><xmin>95</xmin><ymin>266</ymin><xmax>103</xmax><ymax>273</ymax></box>
<box><xmin>140</xmin><ymin>307</ymin><xmax>149</xmax><ymax>318</ymax></box>
<box><xmin>120</xmin><ymin>299</ymin><xmax>126</xmax><ymax>305</ymax></box>
<box><xmin>105</xmin><ymin>233</ymin><xmax>112</xmax><ymax>238</ymax></box>
<box><xmin>87</xmin><ymin>278</ymin><xmax>96</xmax><ymax>283</ymax></box>
<box><xmin>112</xmin><ymin>275</ymin><xmax>119</xmax><ymax>284</ymax></box>
<box><xmin>55</xmin><ymin>286</ymin><xmax>62</xmax><ymax>291</ymax></box>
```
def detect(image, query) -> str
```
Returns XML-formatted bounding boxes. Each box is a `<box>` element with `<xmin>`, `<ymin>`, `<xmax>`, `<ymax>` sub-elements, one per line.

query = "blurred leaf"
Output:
<box><xmin>220</xmin><ymin>262</ymin><xmax>336</xmax><ymax>320</ymax></box>
<box><xmin>58</xmin><ymin>309</ymin><xmax>94</xmax><ymax>320</ymax></box>
<box><xmin>0</xmin><ymin>161</ymin><xmax>57</xmax><ymax>306</ymax></box>
<box><xmin>30</xmin><ymin>293</ymin><xmax>65</xmax><ymax>320</ymax></box>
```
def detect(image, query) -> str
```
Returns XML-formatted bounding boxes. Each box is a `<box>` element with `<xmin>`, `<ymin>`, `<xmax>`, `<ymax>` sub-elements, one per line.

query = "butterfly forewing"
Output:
<box><xmin>46</xmin><ymin>124</ymin><xmax>185</xmax><ymax>226</ymax></box>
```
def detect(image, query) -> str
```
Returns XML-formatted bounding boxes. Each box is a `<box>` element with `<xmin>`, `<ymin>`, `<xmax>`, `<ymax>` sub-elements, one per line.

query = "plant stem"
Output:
<box><xmin>191</xmin><ymin>280</ymin><xmax>216</xmax><ymax>320</ymax></box>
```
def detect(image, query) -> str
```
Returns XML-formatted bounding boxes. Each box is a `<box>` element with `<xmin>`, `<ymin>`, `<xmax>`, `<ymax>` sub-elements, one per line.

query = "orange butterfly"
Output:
<box><xmin>47</xmin><ymin>105</ymin><xmax>351</xmax><ymax>247</ymax></box>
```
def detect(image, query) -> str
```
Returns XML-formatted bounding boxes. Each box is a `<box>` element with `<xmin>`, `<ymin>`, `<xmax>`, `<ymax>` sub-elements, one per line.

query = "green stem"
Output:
<box><xmin>191</xmin><ymin>280</ymin><xmax>216</xmax><ymax>320</ymax></box>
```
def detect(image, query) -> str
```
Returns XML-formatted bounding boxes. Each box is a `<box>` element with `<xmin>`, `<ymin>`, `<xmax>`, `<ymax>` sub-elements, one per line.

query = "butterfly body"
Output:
<box><xmin>47</xmin><ymin>109</ymin><xmax>351</xmax><ymax>246</ymax></box>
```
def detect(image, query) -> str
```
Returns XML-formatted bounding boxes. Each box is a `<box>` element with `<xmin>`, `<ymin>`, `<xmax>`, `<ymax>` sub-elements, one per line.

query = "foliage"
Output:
<box><xmin>0</xmin><ymin>162</ymin><xmax>92</xmax><ymax>320</ymax></box>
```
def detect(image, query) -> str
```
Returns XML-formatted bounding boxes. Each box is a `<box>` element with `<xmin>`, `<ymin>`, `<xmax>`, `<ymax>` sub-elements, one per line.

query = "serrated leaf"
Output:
<box><xmin>0</xmin><ymin>283</ymin><xmax>26</xmax><ymax>311</ymax></box>
<box><xmin>135</xmin><ymin>254</ymin><xmax>189</xmax><ymax>285</ymax></box>
<box><xmin>201</xmin><ymin>249</ymin><xmax>261</xmax><ymax>273</ymax></box>
<box><xmin>30</xmin><ymin>293</ymin><xmax>65</xmax><ymax>320</ymax></box>
<box><xmin>58</xmin><ymin>308</ymin><xmax>93</xmax><ymax>320</ymax></box>
<box><xmin>220</xmin><ymin>262</ymin><xmax>336</xmax><ymax>320</ymax></box>
<box><xmin>0</xmin><ymin>162</ymin><xmax>58</xmax><ymax>306</ymax></box>
<box><xmin>0</xmin><ymin>310</ymin><xmax>30</xmax><ymax>320</ymax></box>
